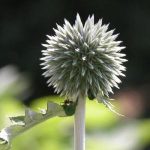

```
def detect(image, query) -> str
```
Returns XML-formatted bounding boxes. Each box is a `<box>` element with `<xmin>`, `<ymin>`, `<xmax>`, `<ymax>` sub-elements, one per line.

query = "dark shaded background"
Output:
<box><xmin>0</xmin><ymin>0</ymin><xmax>150</xmax><ymax>105</ymax></box>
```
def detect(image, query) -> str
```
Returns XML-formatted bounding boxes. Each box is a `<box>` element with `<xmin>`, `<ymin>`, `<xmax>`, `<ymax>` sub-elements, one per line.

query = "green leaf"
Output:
<box><xmin>0</xmin><ymin>101</ymin><xmax>76</xmax><ymax>150</ymax></box>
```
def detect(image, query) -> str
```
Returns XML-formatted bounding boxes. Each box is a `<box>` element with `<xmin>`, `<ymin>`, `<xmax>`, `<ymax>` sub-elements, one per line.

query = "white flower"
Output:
<box><xmin>41</xmin><ymin>14</ymin><xmax>127</xmax><ymax>108</ymax></box>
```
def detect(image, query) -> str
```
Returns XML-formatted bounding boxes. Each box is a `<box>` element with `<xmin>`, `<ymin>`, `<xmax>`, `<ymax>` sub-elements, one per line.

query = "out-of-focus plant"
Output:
<box><xmin>0</xmin><ymin>65</ymin><xmax>30</xmax><ymax>99</ymax></box>
<box><xmin>1</xmin><ymin>96</ymin><xmax>150</xmax><ymax>150</ymax></box>
<box><xmin>0</xmin><ymin>14</ymin><xmax>127</xmax><ymax>150</ymax></box>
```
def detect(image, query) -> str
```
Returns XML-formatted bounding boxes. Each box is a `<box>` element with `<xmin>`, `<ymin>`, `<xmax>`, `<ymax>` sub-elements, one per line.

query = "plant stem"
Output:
<box><xmin>74</xmin><ymin>94</ymin><xmax>86</xmax><ymax>150</ymax></box>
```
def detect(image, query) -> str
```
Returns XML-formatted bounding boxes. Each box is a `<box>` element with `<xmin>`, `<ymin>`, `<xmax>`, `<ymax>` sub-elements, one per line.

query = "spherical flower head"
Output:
<box><xmin>41</xmin><ymin>14</ymin><xmax>127</xmax><ymax>107</ymax></box>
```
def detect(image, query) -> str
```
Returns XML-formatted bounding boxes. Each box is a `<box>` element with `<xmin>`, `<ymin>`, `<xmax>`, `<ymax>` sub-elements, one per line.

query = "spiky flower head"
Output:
<box><xmin>41</xmin><ymin>14</ymin><xmax>127</xmax><ymax>107</ymax></box>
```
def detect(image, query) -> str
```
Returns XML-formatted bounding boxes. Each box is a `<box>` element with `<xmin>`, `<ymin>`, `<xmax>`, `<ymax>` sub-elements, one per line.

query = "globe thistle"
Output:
<box><xmin>41</xmin><ymin>14</ymin><xmax>127</xmax><ymax>108</ymax></box>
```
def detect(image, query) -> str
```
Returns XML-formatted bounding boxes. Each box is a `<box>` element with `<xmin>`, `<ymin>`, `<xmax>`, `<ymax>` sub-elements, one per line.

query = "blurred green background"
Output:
<box><xmin>0</xmin><ymin>0</ymin><xmax>150</xmax><ymax>149</ymax></box>
<box><xmin>0</xmin><ymin>73</ymin><xmax>150</xmax><ymax>150</ymax></box>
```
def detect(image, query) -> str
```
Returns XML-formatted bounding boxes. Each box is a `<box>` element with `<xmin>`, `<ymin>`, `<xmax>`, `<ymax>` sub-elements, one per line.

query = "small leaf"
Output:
<box><xmin>0</xmin><ymin>101</ymin><xmax>76</xmax><ymax>149</ymax></box>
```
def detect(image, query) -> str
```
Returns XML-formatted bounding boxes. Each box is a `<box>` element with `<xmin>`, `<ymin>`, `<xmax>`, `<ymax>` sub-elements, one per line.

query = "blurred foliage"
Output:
<box><xmin>0</xmin><ymin>95</ymin><xmax>150</xmax><ymax>150</ymax></box>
